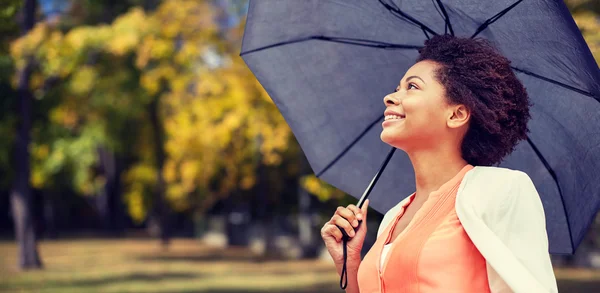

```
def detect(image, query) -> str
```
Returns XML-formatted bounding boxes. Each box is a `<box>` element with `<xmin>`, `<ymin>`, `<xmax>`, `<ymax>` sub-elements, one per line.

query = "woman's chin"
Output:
<box><xmin>380</xmin><ymin>129</ymin><xmax>407</xmax><ymax>148</ymax></box>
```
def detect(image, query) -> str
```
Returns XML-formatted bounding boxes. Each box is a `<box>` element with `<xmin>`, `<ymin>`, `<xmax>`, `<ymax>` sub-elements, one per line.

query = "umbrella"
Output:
<box><xmin>240</xmin><ymin>0</ymin><xmax>600</xmax><ymax>261</ymax></box>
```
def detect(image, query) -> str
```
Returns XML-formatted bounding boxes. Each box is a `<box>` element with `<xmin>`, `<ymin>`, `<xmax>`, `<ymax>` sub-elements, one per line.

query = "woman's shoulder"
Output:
<box><xmin>466</xmin><ymin>165</ymin><xmax>529</xmax><ymax>181</ymax></box>
<box><xmin>458</xmin><ymin>166</ymin><xmax>539</xmax><ymax>216</ymax></box>
<box><xmin>461</xmin><ymin>166</ymin><xmax>532</xmax><ymax>194</ymax></box>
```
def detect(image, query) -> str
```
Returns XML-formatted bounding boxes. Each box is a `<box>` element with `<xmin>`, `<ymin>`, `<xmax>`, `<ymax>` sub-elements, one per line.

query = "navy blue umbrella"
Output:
<box><xmin>240</xmin><ymin>0</ymin><xmax>600</xmax><ymax>261</ymax></box>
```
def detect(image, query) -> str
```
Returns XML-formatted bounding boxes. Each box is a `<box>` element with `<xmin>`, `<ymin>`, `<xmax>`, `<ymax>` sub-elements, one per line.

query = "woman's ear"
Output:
<box><xmin>447</xmin><ymin>104</ymin><xmax>470</xmax><ymax>129</ymax></box>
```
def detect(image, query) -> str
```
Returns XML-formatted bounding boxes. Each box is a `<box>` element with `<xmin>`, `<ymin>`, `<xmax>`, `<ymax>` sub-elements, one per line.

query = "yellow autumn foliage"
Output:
<box><xmin>13</xmin><ymin>0</ymin><xmax>600</xmax><ymax>221</ymax></box>
<box><xmin>123</xmin><ymin>163</ymin><xmax>156</xmax><ymax>222</ymax></box>
<box><xmin>573</xmin><ymin>12</ymin><xmax>600</xmax><ymax>63</ymax></box>
<box><xmin>69</xmin><ymin>66</ymin><xmax>97</xmax><ymax>95</ymax></box>
<box><xmin>121</xmin><ymin>1</ymin><xmax>292</xmax><ymax>215</ymax></box>
<box><xmin>300</xmin><ymin>175</ymin><xmax>347</xmax><ymax>202</ymax></box>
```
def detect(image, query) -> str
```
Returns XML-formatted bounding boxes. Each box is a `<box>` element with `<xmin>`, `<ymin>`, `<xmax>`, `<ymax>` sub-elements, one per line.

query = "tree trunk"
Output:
<box><xmin>42</xmin><ymin>190</ymin><xmax>57</xmax><ymax>239</ymax></box>
<box><xmin>95</xmin><ymin>146</ymin><xmax>124</xmax><ymax>235</ymax></box>
<box><xmin>9</xmin><ymin>0</ymin><xmax>42</xmax><ymax>270</ymax></box>
<box><xmin>11</xmin><ymin>61</ymin><xmax>43</xmax><ymax>270</ymax></box>
<box><xmin>226</xmin><ymin>197</ymin><xmax>251</xmax><ymax>246</ymax></box>
<box><xmin>148</xmin><ymin>96</ymin><xmax>170</xmax><ymax>248</ymax></box>
<box><xmin>143</xmin><ymin>0</ymin><xmax>160</xmax><ymax>11</ymax></box>
<box><xmin>297</xmin><ymin>155</ymin><xmax>319</xmax><ymax>258</ymax></box>
<box><xmin>254</xmin><ymin>142</ymin><xmax>277</xmax><ymax>258</ymax></box>
<box><xmin>102</xmin><ymin>0</ymin><xmax>116</xmax><ymax>23</ymax></box>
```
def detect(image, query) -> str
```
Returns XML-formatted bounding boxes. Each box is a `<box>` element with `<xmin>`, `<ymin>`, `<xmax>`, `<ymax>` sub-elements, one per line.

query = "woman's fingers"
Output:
<box><xmin>322</xmin><ymin>202</ymin><xmax>369</xmax><ymax>244</ymax></box>
<box><xmin>321</xmin><ymin>222</ymin><xmax>343</xmax><ymax>242</ymax></box>
<box><xmin>346</xmin><ymin>204</ymin><xmax>363</xmax><ymax>221</ymax></box>
<box><xmin>332</xmin><ymin>214</ymin><xmax>355</xmax><ymax>237</ymax></box>
<box><xmin>335</xmin><ymin>206</ymin><xmax>358</xmax><ymax>227</ymax></box>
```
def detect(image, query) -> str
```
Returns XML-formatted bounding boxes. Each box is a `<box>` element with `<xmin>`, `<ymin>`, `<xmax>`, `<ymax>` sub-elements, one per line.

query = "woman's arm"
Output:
<box><xmin>456</xmin><ymin>168</ymin><xmax>558</xmax><ymax>293</ymax></box>
<box><xmin>489</xmin><ymin>171</ymin><xmax>558</xmax><ymax>292</ymax></box>
<box><xmin>334</xmin><ymin>259</ymin><xmax>361</xmax><ymax>293</ymax></box>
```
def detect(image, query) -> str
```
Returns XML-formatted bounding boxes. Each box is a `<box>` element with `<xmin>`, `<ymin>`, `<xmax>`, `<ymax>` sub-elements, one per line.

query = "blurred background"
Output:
<box><xmin>0</xmin><ymin>0</ymin><xmax>598</xmax><ymax>292</ymax></box>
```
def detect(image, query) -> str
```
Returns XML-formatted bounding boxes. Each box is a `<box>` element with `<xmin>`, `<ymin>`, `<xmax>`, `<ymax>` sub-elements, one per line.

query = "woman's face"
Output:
<box><xmin>380</xmin><ymin>60</ymin><xmax>465</xmax><ymax>152</ymax></box>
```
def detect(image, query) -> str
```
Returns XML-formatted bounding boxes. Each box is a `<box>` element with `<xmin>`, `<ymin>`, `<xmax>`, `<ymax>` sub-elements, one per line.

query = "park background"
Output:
<box><xmin>0</xmin><ymin>0</ymin><xmax>599</xmax><ymax>292</ymax></box>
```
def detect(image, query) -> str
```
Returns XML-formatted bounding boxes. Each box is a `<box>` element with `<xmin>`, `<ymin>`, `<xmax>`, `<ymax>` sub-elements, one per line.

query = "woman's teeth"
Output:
<box><xmin>384</xmin><ymin>115</ymin><xmax>405</xmax><ymax>121</ymax></box>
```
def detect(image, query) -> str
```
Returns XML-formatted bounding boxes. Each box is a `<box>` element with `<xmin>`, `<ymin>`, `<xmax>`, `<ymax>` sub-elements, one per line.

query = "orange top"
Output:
<box><xmin>357</xmin><ymin>164</ymin><xmax>490</xmax><ymax>292</ymax></box>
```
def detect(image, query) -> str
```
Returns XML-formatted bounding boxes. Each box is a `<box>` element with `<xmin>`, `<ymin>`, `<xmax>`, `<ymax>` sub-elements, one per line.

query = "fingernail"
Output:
<box><xmin>357</xmin><ymin>214</ymin><xmax>362</xmax><ymax>220</ymax></box>
<box><xmin>350</xmin><ymin>230</ymin><xmax>355</xmax><ymax>237</ymax></box>
<box><xmin>353</xmin><ymin>220</ymin><xmax>358</xmax><ymax>227</ymax></box>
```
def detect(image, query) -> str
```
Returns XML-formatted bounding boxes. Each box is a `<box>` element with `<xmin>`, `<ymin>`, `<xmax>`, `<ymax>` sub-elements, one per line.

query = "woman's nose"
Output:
<box><xmin>383</xmin><ymin>93</ymin><xmax>400</xmax><ymax>106</ymax></box>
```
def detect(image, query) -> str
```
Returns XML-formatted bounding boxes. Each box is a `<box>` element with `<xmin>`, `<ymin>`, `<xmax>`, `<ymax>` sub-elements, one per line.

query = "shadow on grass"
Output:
<box><xmin>135</xmin><ymin>249</ymin><xmax>301</xmax><ymax>264</ymax></box>
<box><xmin>136</xmin><ymin>254</ymin><xmax>336</xmax><ymax>276</ymax></box>
<box><xmin>144</xmin><ymin>283</ymin><xmax>342</xmax><ymax>293</ymax></box>
<box><xmin>137</xmin><ymin>254</ymin><xmax>258</xmax><ymax>263</ymax></box>
<box><xmin>0</xmin><ymin>272</ymin><xmax>199</xmax><ymax>291</ymax></box>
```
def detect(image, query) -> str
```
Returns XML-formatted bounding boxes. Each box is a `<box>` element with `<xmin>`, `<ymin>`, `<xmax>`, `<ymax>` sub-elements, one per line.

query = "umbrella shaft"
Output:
<box><xmin>357</xmin><ymin>147</ymin><xmax>396</xmax><ymax>208</ymax></box>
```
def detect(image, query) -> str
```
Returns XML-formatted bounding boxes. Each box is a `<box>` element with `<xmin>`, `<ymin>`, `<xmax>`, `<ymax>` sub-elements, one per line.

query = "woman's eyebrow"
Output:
<box><xmin>406</xmin><ymin>75</ymin><xmax>426</xmax><ymax>84</ymax></box>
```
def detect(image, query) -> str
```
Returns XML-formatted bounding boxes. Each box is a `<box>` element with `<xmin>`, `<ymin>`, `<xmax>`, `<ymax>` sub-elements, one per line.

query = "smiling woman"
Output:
<box><xmin>381</xmin><ymin>35</ymin><xmax>531</xmax><ymax>167</ymax></box>
<box><xmin>321</xmin><ymin>34</ymin><xmax>557</xmax><ymax>293</ymax></box>
<box><xmin>380</xmin><ymin>60</ymin><xmax>470</xmax><ymax>155</ymax></box>
<box><xmin>242</xmin><ymin>1</ymin><xmax>600</xmax><ymax>292</ymax></box>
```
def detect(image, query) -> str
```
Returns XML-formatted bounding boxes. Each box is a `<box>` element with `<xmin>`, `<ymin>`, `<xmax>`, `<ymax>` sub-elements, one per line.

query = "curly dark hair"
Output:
<box><xmin>416</xmin><ymin>35</ymin><xmax>532</xmax><ymax>166</ymax></box>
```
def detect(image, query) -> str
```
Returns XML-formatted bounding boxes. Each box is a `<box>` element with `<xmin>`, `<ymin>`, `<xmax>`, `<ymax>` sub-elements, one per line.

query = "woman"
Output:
<box><xmin>320</xmin><ymin>35</ymin><xmax>558</xmax><ymax>292</ymax></box>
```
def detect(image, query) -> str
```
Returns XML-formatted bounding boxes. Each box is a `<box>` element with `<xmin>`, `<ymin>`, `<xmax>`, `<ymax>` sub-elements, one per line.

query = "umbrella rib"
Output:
<box><xmin>315</xmin><ymin>36</ymin><xmax>423</xmax><ymax>50</ymax></box>
<box><xmin>512</xmin><ymin>66</ymin><xmax>595</xmax><ymax>98</ymax></box>
<box><xmin>315</xmin><ymin>114</ymin><xmax>384</xmax><ymax>178</ymax></box>
<box><xmin>434</xmin><ymin>0</ymin><xmax>455</xmax><ymax>36</ymax></box>
<box><xmin>240</xmin><ymin>36</ymin><xmax>422</xmax><ymax>56</ymax></box>
<box><xmin>431</xmin><ymin>0</ymin><xmax>446</xmax><ymax>26</ymax></box>
<box><xmin>378</xmin><ymin>0</ymin><xmax>439</xmax><ymax>37</ymax></box>
<box><xmin>525</xmin><ymin>136</ymin><xmax>574</xmax><ymax>253</ymax></box>
<box><xmin>470</xmin><ymin>0</ymin><xmax>525</xmax><ymax>39</ymax></box>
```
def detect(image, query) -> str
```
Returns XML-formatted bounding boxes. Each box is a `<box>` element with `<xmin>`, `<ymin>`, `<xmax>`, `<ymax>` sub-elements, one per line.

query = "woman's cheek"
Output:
<box><xmin>401</xmin><ymin>97</ymin><xmax>420</xmax><ymax>114</ymax></box>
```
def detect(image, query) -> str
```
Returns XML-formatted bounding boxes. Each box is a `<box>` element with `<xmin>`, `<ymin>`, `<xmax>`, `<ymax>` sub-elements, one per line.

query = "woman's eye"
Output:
<box><xmin>408</xmin><ymin>83</ymin><xmax>418</xmax><ymax>90</ymax></box>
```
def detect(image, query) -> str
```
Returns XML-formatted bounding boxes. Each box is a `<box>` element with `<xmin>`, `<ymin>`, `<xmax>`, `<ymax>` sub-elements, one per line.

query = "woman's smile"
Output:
<box><xmin>382</xmin><ymin>115</ymin><xmax>405</xmax><ymax>127</ymax></box>
<box><xmin>383</xmin><ymin>108</ymin><xmax>406</xmax><ymax>128</ymax></box>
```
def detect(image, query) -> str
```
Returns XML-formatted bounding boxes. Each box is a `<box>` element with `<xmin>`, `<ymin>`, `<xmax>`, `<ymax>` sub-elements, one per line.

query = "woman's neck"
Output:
<box><xmin>407</xmin><ymin>146</ymin><xmax>468</xmax><ymax>201</ymax></box>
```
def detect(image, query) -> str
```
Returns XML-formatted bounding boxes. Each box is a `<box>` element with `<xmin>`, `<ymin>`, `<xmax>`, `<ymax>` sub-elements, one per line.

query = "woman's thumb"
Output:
<box><xmin>361</xmin><ymin>199</ymin><xmax>369</xmax><ymax>221</ymax></box>
<box><xmin>354</xmin><ymin>199</ymin><xmax>369</xmax><ymax>236</ymax></box>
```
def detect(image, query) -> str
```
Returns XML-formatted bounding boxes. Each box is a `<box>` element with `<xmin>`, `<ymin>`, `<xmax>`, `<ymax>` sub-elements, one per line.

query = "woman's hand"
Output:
<box><xmin>321</xmin><ymin>199</ymin><xmax>370</xmax><ymax>266</ymax></box>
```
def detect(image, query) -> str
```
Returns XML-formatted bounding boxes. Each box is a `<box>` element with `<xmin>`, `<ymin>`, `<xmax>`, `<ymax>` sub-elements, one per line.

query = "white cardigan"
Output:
<box><xmin>376</xmin><ymin>166</ymin><xmax>558</xmax><ymax>293</ymax></box>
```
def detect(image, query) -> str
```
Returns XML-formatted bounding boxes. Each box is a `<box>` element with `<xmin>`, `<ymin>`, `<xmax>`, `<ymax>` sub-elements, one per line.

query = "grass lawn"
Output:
<box><xmin>0</xmin><ymin>239</ymin><xmax>598</xmax><ymax>292</ymax></box>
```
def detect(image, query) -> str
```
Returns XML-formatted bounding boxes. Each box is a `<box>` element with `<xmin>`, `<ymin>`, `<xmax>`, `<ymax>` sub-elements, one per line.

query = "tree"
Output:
<box><xmin>9</xmin><ymin>1</ymin><xmax>293</xmax><ymax>246</ymax></box>
<box><xmin>10</xmin><ymin>4</ymin><xmax>151</xmax><ymax>239</ymax></box>
<box><xmin>10</xmin><ymin>0</ymin><xmax>355</xmax><ymax>255</ymax></box>
<box><xmin>0</xmin><ymin>0</ymin><xmax>22</xmax><ymax>187</ymax></box>
<box><xmin>10</xmin><ymin>0</ymin><xmax>43</xmax><ymax>270</ymax></box>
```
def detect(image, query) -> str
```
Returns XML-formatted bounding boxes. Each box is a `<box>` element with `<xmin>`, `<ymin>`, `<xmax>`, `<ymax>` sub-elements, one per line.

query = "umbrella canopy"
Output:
<box><xmin>240</xmin><ymin>0</ymin><xmax>600</xmax><ymax>255</ymax></box>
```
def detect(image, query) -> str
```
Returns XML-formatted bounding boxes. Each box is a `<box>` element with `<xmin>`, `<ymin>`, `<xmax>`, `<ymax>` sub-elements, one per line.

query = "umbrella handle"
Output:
<box><xmin>337</xmin><ymin>147</ymin><xmax>395</xmax><ymax>289</ymax></box>
<box><xmin>338</xmin><ymin>220</ymin><xmax>362</xmax><ymax>289</ymax></box>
